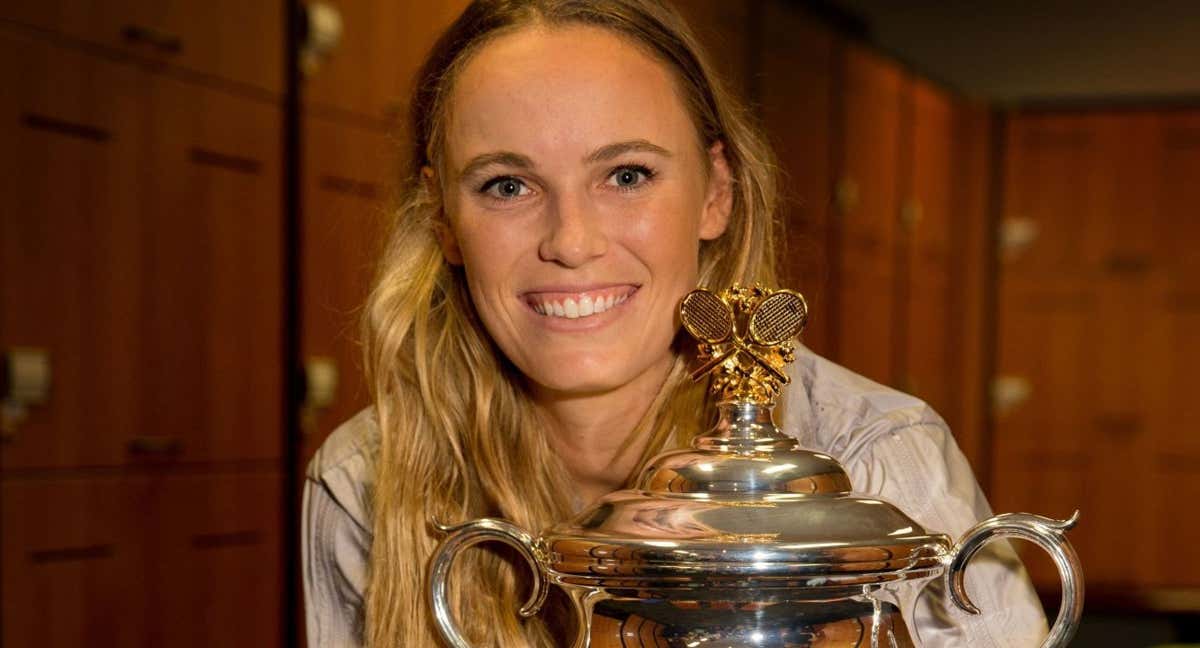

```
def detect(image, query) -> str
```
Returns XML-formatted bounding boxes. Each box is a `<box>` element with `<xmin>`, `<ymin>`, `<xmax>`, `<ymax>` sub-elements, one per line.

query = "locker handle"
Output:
<box><xmin>21</xmin><ymin>114</ymin><xmax>111</xmax><ymax>142</ymax></box>
<box><xmin>189</xmin><ymin>148</ymin><xmax>262</xmax><ymax>175</ymax></box>
<box><xmin>121</xmin><ymin>24</ymin><xmax>183</xmax><ymax>54</ymax></box>
<box><xmin>127</xmin><ymin>435</ymin><xmax>183</xmax><ymax>456</ymax></box>
<box><xmin>30</xmin><ymin>543</ymin><xmax>115</xmax><ymax>564</ymax></box>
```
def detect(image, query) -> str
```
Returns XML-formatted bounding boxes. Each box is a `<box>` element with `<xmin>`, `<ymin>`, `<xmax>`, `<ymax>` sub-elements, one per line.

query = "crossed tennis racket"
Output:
<box><xmin>679</xmin><ymin>287</ymin><xmax>808</xmax><ymax>383</ymax></box>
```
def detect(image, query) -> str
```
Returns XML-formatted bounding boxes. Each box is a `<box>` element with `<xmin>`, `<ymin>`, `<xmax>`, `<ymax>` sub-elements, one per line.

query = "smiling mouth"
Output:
<box><xmin>525</xmin><ymin>286</ymin><xmax>639</xmax><ymax>319</ymax></box>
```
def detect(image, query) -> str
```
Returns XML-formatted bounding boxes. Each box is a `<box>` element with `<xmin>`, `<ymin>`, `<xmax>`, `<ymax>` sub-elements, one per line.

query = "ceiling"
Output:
<box><xmin>820</xmin><ymin>0</ymin><xmax>1200</xmax><ymax>104</ymax></box>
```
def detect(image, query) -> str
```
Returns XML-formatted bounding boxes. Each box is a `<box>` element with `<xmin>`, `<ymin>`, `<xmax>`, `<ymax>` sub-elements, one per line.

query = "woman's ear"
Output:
<box><xmin>425</xmin><ymin>166</ymin><xmax>463</xmax><ymax>265</ymax></box>
<box><xmin>699</xmin><ymin>141</ymin><xmax>734</xmax><ymax>240</ymax></box>
<box><xmin>435</xmin><ymin>221</ymin><xmax>463</xmax><ymax>265</ymax></box>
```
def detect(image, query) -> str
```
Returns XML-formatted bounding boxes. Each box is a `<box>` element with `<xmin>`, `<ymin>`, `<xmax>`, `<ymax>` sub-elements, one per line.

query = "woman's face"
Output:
<box><xmin>439</xmin><ymin>25</ymin><xmax>731</xmax><ymax>397</ymax></box>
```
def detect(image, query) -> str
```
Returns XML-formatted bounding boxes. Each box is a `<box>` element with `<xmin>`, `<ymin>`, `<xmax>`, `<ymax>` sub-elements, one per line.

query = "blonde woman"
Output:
<box><xmin>302</xmin><ymin>1</ymin><xmax>1048</xmax><ymax>645</ymax></box>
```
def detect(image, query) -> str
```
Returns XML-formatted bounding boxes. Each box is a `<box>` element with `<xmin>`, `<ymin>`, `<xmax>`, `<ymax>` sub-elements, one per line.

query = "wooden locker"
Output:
<box><xmin>899</xmin><ymin>78</ymin><xmax>956</xmax><ymax>422</ymax></box>
<box><xmin>0</xmin><ymin>31</ymin><xmax>147</xmax><ymax>469</ymax></box>
<box><xmin>1144</xmin><ymin>111</ymin><xmax>1200</xmax><ymax>587</ymax></box>
<box><xmin>992</xmin><ymin>110</ymin><xmax>1186</xmax><ymax>592</ymax></box>
<box><xmin>1156</xmin><ymin>112</ymin><xmax>1200</xmax><ymax>289</ymax></box>
<box><xmin>945</xmin><ymin>104</ymin><xmax>993</xmax><ymax>473</ymax></box>
<box><xmin>2</xmin><ymin>476</ymin><xmax>153</xmax><ymax>647</ymax></box>
<box><xmin>299</xmin><ymin>116</ymin><xmax>393</xmax><ymax>463</ymax></box>
<box><xmin>831</xmin><ymin>42</ymin><xmax>904</xmax><ymax>385</ymax></box>
<box><xmin>137</xmin><ymin>73</ymin><xmax>283</xmax><ymax>464</ymax></box>
<box><xmin>303</xmin><ymin>0</ymin><xmax>470</xmax><ymax>123</ymax></box>
<box><xmin>150</xmin><ymin>471</ymin><xmax>283</xmax><ymax>647</ymax></box>
<box><xmin>671</xmin><ymin>0</ymin><xmax>753</xmax><ymax>102</ymax></box>
<box><xmin>0</xmin><ymin>0</ymin><xmax>283</xmax><ymax>94</ymax></box>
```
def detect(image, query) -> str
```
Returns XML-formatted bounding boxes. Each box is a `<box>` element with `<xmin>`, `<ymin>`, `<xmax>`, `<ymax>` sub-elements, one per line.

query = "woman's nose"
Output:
<box><xmin>538</xmin><ymin>196</ymin><xmax>608</xmax><ymax>267</ymax></box>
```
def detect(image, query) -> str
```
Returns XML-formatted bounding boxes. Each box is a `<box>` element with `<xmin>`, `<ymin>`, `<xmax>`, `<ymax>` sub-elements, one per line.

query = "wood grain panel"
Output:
<box><xmin>150</xmin><ymin>471</ymin><xmax>283</xmax><ymax>647</ymax></box>
<box><xmin>901</xmin><ymin>79</ymin><xmax>955</xmax><ymax>423</ymax></box>
<box><xmin>833</xmin><ymin>43</ymin><xmax>904</xmax><ymax>385</ymax></box>
<box><xmin>303</xmin><ymin>0</ymin><xmax>470</xmax><ymax>123</ymax></box>
<box><xmin>2</xmin><ymin>476</ymin><xmax>152</xmax><ymax>647</ymax></box>
<box><xmin>671</xmin><ymin>0</ymin><xmax>752</xmax><ymax>102</ymax></box>
<box><xmin>948</xmin><ymin>104</ymin><xmax>994</xmax><ymax>473</ymax></box>
<box><xmin>1157</xmin><ymin>111</ymin><xmax>1200</xmax><ymax>288</ymax></box>
<box><xmin>0</xmin><ymin>32</ymin><xmax>146</xmax><ymax>469</ymax></box>
<box><xmin>0</xmin><ymin>0</ymin><xmax>283</xmax><ymax>93</ymax></box>
<box><xmin>299</xmin><ymin>116</ymin><xmax>393</xmax><ymax>464</ymax></box>
<box><xmin>138</xmin><ymin>74</ymin><xmax>283</xmax><ymax>463</ymax></box>
<box><xmin>994</xmin><ymin>109</ymin><xmax>1200</xmax><ymax>594</ymax></box>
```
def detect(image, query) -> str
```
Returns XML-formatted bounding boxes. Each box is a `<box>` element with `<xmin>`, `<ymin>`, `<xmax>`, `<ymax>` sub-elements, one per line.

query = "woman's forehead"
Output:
<box><xmin>445</xmin><ymin>25</ymin><xmax>697</xmax><ymax>168</ymax></box>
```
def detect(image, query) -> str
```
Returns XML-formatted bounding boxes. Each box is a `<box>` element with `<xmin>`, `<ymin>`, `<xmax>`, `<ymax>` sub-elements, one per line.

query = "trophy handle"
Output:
<box><xmin>429</xmin><ymin>517</ymin><xmax>548</xmax><ymax>648</ymax></box>
<box><xmin>945</xmin><ymin>511</ymin><xmax>1083</xmax><ymax>648</ymax></box>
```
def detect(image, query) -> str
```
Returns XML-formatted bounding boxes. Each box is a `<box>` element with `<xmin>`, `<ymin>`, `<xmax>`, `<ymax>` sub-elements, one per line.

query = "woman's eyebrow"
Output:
<box><xmin>459</xmin><ymin>151</ymin><xmax>534</xmax><ymax>180</ymax></box>
<box><xmin>584</xmin><ymin>139</ymin><xmax>672</xmax><ymax>163</ymax></box>
<box><xmin>458</xmin><ymin>140</ymin><xmax>671</xmax><ymax>181</ymax></box>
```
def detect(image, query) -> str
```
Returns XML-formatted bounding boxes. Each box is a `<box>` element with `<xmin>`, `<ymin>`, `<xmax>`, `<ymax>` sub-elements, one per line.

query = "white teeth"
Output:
<box><xmin>531</xmin><ymin>289</ymin><xmax>634</xmax><ymax>319</ymax></box>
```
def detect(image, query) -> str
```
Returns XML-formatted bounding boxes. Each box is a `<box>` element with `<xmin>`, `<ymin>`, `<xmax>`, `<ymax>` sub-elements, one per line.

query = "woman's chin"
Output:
<box><xmin>522</xmin><ymin>352</ymin><xmax>675</xmax><ymax>402</ymax></box>
<box><xmin>528</xmin><ymin>371</ymin><xmax>625</xmax><ymax>399</ymax></box>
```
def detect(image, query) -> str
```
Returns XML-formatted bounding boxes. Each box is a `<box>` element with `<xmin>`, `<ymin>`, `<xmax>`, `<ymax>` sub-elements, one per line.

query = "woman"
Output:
<box><xmin>303</xmin><ymin>1</ymin><xmax>1049</xmax><ymax>646</ymax></box>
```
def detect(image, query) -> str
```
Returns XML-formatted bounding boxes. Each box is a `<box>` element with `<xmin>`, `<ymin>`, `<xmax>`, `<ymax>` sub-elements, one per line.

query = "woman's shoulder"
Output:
<box><xmin>306</xmin><ymin>407</ymin><xmax>379</xmax><ymax>532</ymax></box>
<box><xmin>781</xmin><ymin>346</ymin><xmax>949</xmax><ymax>464</ymax></box>
<box><xmin>308</xmin><ymin>407</ymin><xmax>379</xmax><ymax>480</ymax></box>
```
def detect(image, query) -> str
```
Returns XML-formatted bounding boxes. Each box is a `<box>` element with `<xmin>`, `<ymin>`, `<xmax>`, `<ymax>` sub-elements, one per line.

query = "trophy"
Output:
<box><xmin>430</xmin><ymin>285</ymin><xmax>1083</xmax><ymax>647</ymax></box>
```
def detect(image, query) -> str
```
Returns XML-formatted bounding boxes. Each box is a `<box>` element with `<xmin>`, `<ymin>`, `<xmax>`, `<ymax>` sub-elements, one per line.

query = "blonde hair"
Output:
<box><xmin>363</xmin><ymin>1</ymin><xmax>779</xmax><ymax>644</ymax></box>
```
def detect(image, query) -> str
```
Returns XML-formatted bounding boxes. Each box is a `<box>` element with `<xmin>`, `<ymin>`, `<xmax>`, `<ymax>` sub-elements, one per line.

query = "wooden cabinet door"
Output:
<box><xmin>757</xmin><ymin>0</ymin><xmax>836</xmax><ymax>355</ymax></box>
<box><xmin>1157</xmin><ymin>112</ymin><xmax>1200</xmax><ymax>289</ymax></box>
<box><xmin>944</xmin><ymin>103</ymin><xmax>994</xmax><ymax>471</ymax></box>
<box><xmin>671</xmin><ymin>0</ymin><xmax>752</xmax><ymax>102</ymax></box>
<box><xmin>0</xmin><ymin>32</ymin><xmax>148</xmax><ymax>469</ymax></box>
<box><xmin>900</xmin><ymin>79</ymin><xmax>956</xmax><ymax>421</ymax></box>
<box><xmin>0</xmin><ymin>0</ymin><xmax>283</xmax><ymax>93</ymax></box>
<box><xmin>150</xmin><ymin>471</ymin><xmax>283</xmax><ymax>648</ymax></box>
<box><xmin>2</xmin><ymin>476</ymin><xmax>152</xmax><ymax>647</ymax></box>
<box><xmin>833</xmin><ymin>43</ymin><xmax>904</xmax><ymax>385</ymax></box>
<box><xmin>991</xmin><ymin>111</ymin><xmax>1188</xmax><ymax>591</ymax></box>
<box><xmin>303</xmin><ymin>0</ymin><xmax>469</xmax><ymax>122</ymax></box>
<box><xmin>1144</xmin><ymin>111</ymin><xmax>1200</xmax><ymax>587</ymax></box>
<box><xmin>299</xmin><ymin>116</ymin><xmax>392</xmax><ymax>462</ymax></box>
<box><xmin>138</xmin><ymin>74</ymin><xmax>283</xmax><ymax>463</ymax></box>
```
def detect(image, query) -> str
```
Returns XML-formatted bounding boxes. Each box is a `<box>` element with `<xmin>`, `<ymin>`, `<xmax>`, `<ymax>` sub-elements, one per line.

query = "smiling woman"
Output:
<box><xmin>300</xmin><ymin>1</ymin><xmax>1048</xmax><ymax>647</ymax></box>
<box><xmin>440</xmin><ymin>24</ymin><xmax>734</xmax><ymax>424</ymax></box>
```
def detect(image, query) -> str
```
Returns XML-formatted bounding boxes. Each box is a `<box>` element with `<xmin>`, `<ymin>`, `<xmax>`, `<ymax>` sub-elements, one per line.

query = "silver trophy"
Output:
<box><xmin>430</xmin><ymin>284</ymin><xmax>1083</xmax><ymax>647</ymax></box>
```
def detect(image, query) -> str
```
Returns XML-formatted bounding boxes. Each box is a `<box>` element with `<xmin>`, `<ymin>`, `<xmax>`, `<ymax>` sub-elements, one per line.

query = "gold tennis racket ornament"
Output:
<box><xmin>680</xmin><ymin>284</ymin><xmax>808</xmax><ymax>405</ymax></box>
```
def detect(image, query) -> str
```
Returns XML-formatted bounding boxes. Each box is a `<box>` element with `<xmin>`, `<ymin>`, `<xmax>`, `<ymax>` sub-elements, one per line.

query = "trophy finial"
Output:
<box><xmin>679</xmin><ymin>284</ymin><xmax>808</xmax><ymax>406</ymax></box>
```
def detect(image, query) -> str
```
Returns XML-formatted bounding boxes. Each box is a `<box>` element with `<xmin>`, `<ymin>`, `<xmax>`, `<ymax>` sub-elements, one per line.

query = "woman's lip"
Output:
<box><xmin>520</xmin><ymin>283</ymin><xmax>640</xmax><ymax>299</ymax></box>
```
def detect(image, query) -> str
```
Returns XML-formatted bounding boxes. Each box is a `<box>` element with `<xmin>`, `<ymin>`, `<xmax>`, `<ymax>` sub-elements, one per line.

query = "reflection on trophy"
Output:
<box><xmin>430</xmin><ymin>285</ymin><xmax>1084</xmax><ymax>647</ymax></box>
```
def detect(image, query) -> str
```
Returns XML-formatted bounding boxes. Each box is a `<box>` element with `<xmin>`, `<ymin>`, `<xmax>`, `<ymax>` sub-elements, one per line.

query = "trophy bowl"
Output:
<box><xmin>429</xmin><ymin>285</ymin><xmax>1083</xmax><ymax>647</ymax></box>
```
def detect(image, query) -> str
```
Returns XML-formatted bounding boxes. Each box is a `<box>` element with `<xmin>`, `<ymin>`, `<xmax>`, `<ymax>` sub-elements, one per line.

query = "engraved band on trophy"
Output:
<box><xmin>429</xmin><ymin>284</ymin><xmax>1084</xmax><ymax>648</ymax></box>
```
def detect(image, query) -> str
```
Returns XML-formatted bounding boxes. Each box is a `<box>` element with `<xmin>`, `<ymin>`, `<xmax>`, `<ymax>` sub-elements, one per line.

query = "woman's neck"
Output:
<box><xmin>533</xmin><ymin>356</ymin><xmax>674</xmax><ymax>507</ymax></box>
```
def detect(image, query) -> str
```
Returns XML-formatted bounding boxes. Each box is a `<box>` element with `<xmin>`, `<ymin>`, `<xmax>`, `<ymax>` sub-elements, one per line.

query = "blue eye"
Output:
<box><xmin>608</xmin><ymin>165</ymin><xmax>653</xmax><ymax>190</ymax></box>
<box><xmin>480</xmin><ymin>176</ymin><xmax>530</xmax><ymax>200</ymax></box>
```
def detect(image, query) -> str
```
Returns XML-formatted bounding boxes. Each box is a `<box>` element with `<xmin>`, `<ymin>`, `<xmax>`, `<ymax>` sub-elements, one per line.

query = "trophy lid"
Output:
<box><xmin>538</xmin><ymin>286</ymin><xmax>952</xmax><ymax>592</ymax></box>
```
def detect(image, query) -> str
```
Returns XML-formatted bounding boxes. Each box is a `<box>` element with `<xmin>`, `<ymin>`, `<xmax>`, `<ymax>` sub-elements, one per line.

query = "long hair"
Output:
<box><xmin>362</xmin><ymin>1</ymin><xmax>779</xmax><ymax>644</ymax></box>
